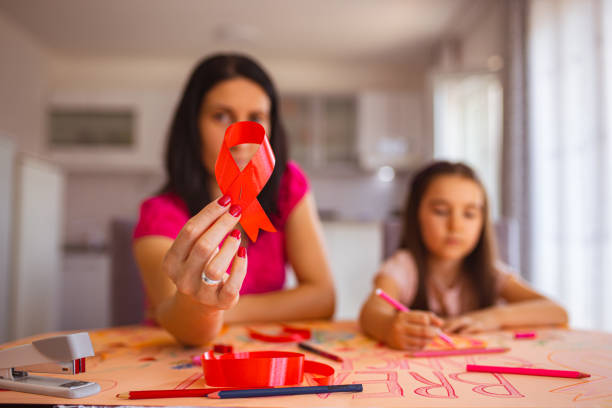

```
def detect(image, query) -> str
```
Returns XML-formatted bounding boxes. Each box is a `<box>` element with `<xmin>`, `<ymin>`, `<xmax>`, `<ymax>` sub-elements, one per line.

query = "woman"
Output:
<box><xmin>133</xmin><ymin>54</ymin><xmax>335</xmax><ymax>346</ymax></box>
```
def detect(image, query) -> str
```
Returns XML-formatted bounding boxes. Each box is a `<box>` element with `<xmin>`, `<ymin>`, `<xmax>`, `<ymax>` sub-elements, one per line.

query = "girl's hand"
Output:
<box><xmin>443</xmin><ymin>310</ymin><xmax>501</xmax><ymax>334</ymax></box>
<box><xmin>385</xmin><ymin>311</ymin><xmax>444</xmax><ymax>350</ymax></box>
<box><xmin>161</xmin><ymin>195</ymin><xmax>247</xmax><ymax>311</ymax></box>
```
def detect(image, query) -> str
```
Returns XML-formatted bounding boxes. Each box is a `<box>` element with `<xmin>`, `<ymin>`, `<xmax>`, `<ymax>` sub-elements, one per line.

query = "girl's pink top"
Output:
<box><xmin>133</xmin><ymin>161</ymin><xmax>309</xmax><ymax>296</ymax></box>
<box><xmin>376</xmin><ymin>250</ymin><xmax>517</xmax><ymax>317</ymax></box>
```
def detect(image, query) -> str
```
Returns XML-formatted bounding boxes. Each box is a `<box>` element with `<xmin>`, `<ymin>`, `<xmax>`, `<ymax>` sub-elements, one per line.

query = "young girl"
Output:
<box><xmin>360</xmin><ymin>161</ymin><xmax>567</xmax><ymax>350</ymax></box>
<box><xmin>133</xmin><ymin>54</ymin><xmax>335</xmax><ymax>346</ymax></box>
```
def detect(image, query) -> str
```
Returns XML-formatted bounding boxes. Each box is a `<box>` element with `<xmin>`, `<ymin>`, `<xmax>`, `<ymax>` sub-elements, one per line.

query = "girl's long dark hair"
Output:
<box><xmin>399</xmin><ymin>161</ymin><xmax>498</xmax><ymax>311</ymax></box>
<box><xmin>160</xmin><ymin>53</ymin><xmax>288</xmax><ymax>221</ymax></box>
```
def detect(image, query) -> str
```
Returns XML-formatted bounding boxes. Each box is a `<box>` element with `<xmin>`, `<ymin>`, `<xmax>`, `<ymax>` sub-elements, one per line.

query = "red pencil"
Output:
<box><xmin>298</xmin><ymin>342</ymin><xmax>343</xmax><ymax>362</ymax></box>
<box><xmin>116</xmin><ymin>387</ymin><xmax>262</xmax><ymax>400</ymax></box>
<box><xmin>466</xmin><ymin>364</ymin><xmax>590</xmax><ymax>379</ymax></box>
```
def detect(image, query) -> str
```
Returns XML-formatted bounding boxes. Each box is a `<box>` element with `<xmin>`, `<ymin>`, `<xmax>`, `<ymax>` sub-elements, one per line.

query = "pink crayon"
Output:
<box><xmin>375</xmin><ymin>288</ymin><xmax>456</xmax><ymax>348</ymax></box>
<box><xmin>514</xmin><ymin>331</ymin><xmax>536</xmax><ymax>339</ymax></box>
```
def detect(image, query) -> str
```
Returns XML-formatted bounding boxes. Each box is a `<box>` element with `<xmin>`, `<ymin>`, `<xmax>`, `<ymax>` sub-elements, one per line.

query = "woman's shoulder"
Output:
<box><xmin>276</xmin><ymin>161</ymin><xmax>310</xmax><ymax>224</ymax></box>
<box><xmin>134</xmin><ymin>192</ymin><xmax>189</xmax><ymax>240</ymax></box>
<box><xmin>280</xmin><ymin>160</ymin><xmax>310</xmax><ymax>192</ymax></box>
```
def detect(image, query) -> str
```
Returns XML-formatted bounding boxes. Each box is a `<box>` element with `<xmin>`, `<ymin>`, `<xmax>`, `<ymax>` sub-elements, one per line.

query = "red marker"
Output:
<box><xmin>466</xmin><ymin>364</ymin><xmax>590</xmax><ymax>379</ymax></box>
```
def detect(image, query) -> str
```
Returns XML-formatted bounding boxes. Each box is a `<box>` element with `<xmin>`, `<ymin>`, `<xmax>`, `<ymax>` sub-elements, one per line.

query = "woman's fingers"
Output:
<box><xmin>217</xmin><ymin>248</ymin><xmax>248</xmax><ymax>308</ymax></box>
<box><xmin>201</xmin><ymin>229</ymin><xmax>242</xmax><ymax>283</ymax></box>
<box><xmin>167</xmin><ymin>195</ymin><xmax>232</xmax><ymax>266</ymax></box>
<box><xmin>182</xmin><ymin>207</ymin><xmax>242</xmax><ymax>275</ymax></box>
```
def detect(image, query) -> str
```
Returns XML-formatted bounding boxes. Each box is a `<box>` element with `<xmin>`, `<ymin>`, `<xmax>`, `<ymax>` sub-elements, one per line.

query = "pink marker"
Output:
<box><xmin>514</xmin><ymin>331</ymin><xmax>536</xmax><ymax>339</ymax></box>
<box><xmin>407</xmin><ymin>347</ymin><xmax>509</xmax><ymax>358</ymax></box>
<box><xmin>466</xmin><ymin>364</ymin><xmax>590</xmax><ymax>379</ymax></box>
<box><xmin>375</xmin><ymin>288</ymin><xmax>456</xmax><ymax>348</ymax></box>
<box><xmin>375</xmin><ymin>288</ymin><xmax>409</xmax><ymax>312</ymax></box>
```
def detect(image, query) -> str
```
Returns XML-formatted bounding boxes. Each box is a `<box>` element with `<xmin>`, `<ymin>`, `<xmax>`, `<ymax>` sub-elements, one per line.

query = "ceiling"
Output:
<box><xmin>0</xmin><ymin>0</ymin><xmax>481</xmax><ymax>63</ymax></box>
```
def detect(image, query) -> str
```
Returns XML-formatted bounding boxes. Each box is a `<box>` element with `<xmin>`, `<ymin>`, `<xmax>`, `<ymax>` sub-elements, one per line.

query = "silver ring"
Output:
<box><xmin>201</xmin><ymin>273</ymin><xmax>221</xmax><ymax>285</ymax></box>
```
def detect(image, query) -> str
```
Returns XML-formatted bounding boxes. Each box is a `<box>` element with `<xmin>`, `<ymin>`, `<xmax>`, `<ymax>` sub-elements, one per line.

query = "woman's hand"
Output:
<box><xmin>162</xmin><ymin>195</ymin><xmax>247</xmax><ymax>311</ymax></box>
<box><xmin>443</xmin><ymin>310</ymin><xmax>501</xmax><ymax>334</ymax></box>
<box><xmin>385</xmin><ymin>310</ymin><xmax>444</xmax><ymax>350</ymax></box>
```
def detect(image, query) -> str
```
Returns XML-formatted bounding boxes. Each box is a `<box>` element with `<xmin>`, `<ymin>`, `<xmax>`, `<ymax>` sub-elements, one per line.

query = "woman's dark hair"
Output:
<box><xmin>399</xmin><ymin>161</ymin><xmax>498</xmax><ymax>311</ymax></box>
<box><xmin>160</xmin><ymin>53</ymin><xmax>288</xmax><ymax>222</ymax></box>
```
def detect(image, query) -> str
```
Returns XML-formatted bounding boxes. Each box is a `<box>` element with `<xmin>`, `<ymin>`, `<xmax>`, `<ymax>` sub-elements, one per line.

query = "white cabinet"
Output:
<box><xmin>46</xmin><ymin>89</ymin><xmax>177</xmax><ymax>173</ymax></box>
<box><xmin>60</xmin><ymin>253</ymin><xmax>111</xmax><ymax>331</ymax></box>
<box><xmin>323</xmin><ymin>221</ymin><xmax>381</xmax><ymax>320</ymax></box>
<box><xmin>284</xmin><ymin>220</ymin><xmax>382</xmax><ymax>321</ymax></box>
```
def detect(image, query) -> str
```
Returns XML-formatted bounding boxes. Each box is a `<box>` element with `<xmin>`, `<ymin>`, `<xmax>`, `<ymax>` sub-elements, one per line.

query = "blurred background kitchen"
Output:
<box><xmin>1</xmin><ymin>0</ymin><xmax>610</xmax><ymax>342</ymax></box>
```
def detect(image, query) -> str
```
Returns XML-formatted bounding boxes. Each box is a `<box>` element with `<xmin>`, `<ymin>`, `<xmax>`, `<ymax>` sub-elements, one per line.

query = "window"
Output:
<box><xmin>432</xmin><ymin>72</ymin><xmax>503</xmax><ymax>218</ymax></box>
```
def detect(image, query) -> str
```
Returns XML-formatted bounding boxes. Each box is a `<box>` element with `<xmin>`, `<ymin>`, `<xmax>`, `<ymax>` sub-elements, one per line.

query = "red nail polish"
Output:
<box><xmin>229</xmin><ymin>204</ymin><xmax>242</xmax><ymax>217</ymax></box>
<box><xmin>237</xmin><ymin>247</ymin><xmax>246</xmax><ymax>258</ymax></box>
<box><xmin>217</xmin><ymin>194</ymin><xmax>231</xmax><ymax>207</ymax></box>
<box><xmin>230</xmin><ymin>229</ymin><xmax>241</xmax><ymax>240</ymax></box>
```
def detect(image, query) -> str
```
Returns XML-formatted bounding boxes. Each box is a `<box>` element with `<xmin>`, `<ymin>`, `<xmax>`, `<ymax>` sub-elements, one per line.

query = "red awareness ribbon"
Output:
<box><xmin>201</xmin><ymin>350</ymin><xmax>334</xmax><ymax>387</ymax></box>
<box><xmin>215</xmin><ymin>121</ymin><xmax>276</xmax><ymax>242</ymax></box>
<box><xmin>247</xmin><ymin>325</ymin><xmax>311</xmax><ymax>343</ymax></box>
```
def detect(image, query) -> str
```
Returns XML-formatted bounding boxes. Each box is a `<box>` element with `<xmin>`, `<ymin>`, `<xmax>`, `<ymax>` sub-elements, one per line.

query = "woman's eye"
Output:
<box><xmin>464</xmin><ymin>211</ymin><xmax>477</xmax><ymax>219</ymax></box>
<box><xmin>213</xmin><ymin>112</ymin><xmax>232</xmax><ymax>123</ymax></box>
<box><xmin>248</xmin><ymin>114</ymin><xmax>264</xmax><ymax>123</ymax></box>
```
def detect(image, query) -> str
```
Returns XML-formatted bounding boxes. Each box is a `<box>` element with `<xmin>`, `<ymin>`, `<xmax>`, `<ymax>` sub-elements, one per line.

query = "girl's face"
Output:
<box><xmin>418</xmin><ymin>175</ymin><xmax>485</xmax><ymax>262</ymax></box>
<box><xmin>199</xmin><ymin>77</ymin><xmax>271</xmax><ymax>174</ymax></box>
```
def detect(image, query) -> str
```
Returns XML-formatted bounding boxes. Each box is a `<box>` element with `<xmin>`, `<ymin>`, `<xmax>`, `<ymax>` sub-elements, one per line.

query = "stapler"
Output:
<box><xmin>0</xmin><ymin>332</ymin><xmax>100</xmax><ymax>398</ymax></box>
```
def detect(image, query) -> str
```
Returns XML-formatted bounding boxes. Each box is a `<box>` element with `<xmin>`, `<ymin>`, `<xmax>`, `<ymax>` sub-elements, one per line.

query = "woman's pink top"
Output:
<box><xmin>133</xmin><ymin>161</ymin><xmax>309</xmax><ymax>295</ymax></box>
<box><xmin>376</xmin><ymin>249</ymin><xmax>518</xmax><ymax>317</ymax></box>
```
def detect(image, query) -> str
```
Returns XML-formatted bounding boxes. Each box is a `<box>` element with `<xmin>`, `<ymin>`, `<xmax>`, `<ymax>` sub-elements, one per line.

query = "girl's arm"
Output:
<box><xmin>444</xmin><ymin>276</ymin><xmax>568</xmax><ymax>333</ymax></box>
<box><xmin>223</xmin><ymin>192</ymin><xmax>335</xmax><ymax>323</ymax></box>
<box><xmin>360</xmin><ymin>274</ymin><xmax>442</xmax><ymax>350</ymax></box>
<box><xmin>133</xmin><ymin>198</ymin><xmax>247</xmax><ymax>346</ymax></box>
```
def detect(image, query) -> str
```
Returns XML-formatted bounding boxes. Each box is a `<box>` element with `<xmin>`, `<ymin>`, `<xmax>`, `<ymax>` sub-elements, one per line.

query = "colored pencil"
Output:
<box><xmin>207</xmin><ymin>384</ymin><xmax>363</xmax><ymax>399</ymax></box>
<box><xmin>375</xmin><ymin>288</ymin><xmax>456</xmax><ymax>348</ymax></box>
<box><xmin>298</xmin><ymin>342</ymin><xmax>343</xmax><ymax>362</ymax></box>
<box><xmin>116</xmin><ymin>387</ymin><xmax>264</xmax><ymax>399</ymax></box>
<box><xmin>375</xmin><ymin>288</ymin><xmax>409</xmax><ymax>312</ymax></box>
<box><xmin>466</xmin><ymin>364</ymin><xmax>590</xmax><ymax>378</ymax></box>
<box><xmin>407</xmin><ymin>347</ymin><xmax>509</xmax><ymax>358</ymax></box>
<box><xmin>514</xmin><ymin>331</ymin><xmax>536</xmax><ymax>339</ymax></box>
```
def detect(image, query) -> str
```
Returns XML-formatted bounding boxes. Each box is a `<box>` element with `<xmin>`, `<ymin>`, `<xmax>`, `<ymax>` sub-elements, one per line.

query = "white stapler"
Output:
<box><xmin>0</xmin><ymin>332</ymin><xmax>100</xmax><ymax>398</ymax></box>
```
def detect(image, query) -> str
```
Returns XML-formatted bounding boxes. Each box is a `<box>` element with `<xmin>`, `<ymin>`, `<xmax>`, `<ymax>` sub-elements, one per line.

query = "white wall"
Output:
<box><xmin>49</xmin><ymin>55</ymin><xmax>426</xmax><ymax>94</ymax></box>
<box><xmin>0</xmin><ymin>10</ymin><xmax>48</xmax><ymax>155</ymax></box>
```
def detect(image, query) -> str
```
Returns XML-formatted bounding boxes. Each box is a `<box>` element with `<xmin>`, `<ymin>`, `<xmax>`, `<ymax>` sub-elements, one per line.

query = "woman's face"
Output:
<box><xmin>199</xmin><ymin>77</ymin><xmax>271</xmax><ymax>174</ymax></box>
<box><xmin>418</xmin><ymin>175</ymin><xmax>485</xmax><ymax>262</ymax></box>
